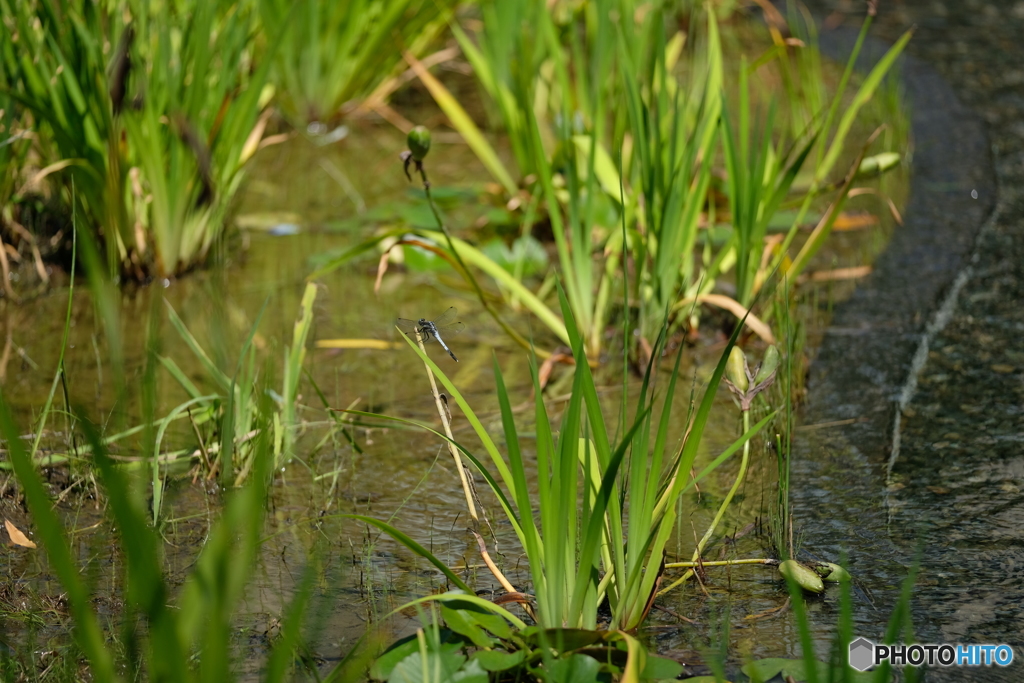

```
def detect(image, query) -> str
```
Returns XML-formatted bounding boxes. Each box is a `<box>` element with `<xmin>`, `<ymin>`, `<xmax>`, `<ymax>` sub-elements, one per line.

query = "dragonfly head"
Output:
<box><xmin>417</xmin><ymin>318</ymin><xmax>429</xmax><ymax>326</ymax></box>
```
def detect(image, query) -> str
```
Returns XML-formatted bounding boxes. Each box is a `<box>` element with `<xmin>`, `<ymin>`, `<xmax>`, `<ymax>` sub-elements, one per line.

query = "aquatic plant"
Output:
<box><xmin>121</xmin><ymin>0</ymin><xmax>275</xmax><ymax>277</ymax></box>
<box><xmin>160</xmin><ymin>282</ymin><xmax>319</xmax><ymax>501</ymax></box>
<box><xmin>412</xmin><ymin>1</ymin><xmax>910</xmax><ymax>354</ymax></box>
<box><xmin>366</xmin><ymin>598</ymin><xmax>684</xmax><ymax>681</ymax></box>
<box><xmin>349</xmin><ymin>281</ymin><xmax>774</xmax><ymax>633</ymax></box>
<box><xmin>765</xmin><ymin>13</ymin><xmax>913</xmax><ymax>294</ymax></box>
<box><xmin>361</xmin><ymin>559</ymin><xmax>921</xmax><ymax>683</ymax></box>
<box><xmin>0</xmin><ymin>96</ymin><xmax>39</xmax><ymax>300</ymax></box>
<box><xmin>0</xmin><ymin>288</ymin><xmax>322</xmax><ymax>681</ymax></box>
<box><xmin>0</xmin><ymin>0</ymin><xmax>273</xmax><ymax>278</ymax></box>
<box><xmin>0</xmin><ymin>0</ymin><xmax>129</xmax><ymax>272</ymax></box>
<box><xmin>258</xmin><ymin>0</ymin><xmax>457</xmax><ymax>127</ymax></box>
<box><xmin>618</xmin><ymin>8</ymin><xmax>723</xmax><ymax>340</ymax></box>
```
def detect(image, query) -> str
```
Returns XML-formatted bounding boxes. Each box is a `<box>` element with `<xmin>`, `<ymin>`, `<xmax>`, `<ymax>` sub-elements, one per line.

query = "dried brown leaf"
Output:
<box><xmin>5</xmin><ymin>519</ymin><xmax>36</xmax><ymax>549</ymax></box>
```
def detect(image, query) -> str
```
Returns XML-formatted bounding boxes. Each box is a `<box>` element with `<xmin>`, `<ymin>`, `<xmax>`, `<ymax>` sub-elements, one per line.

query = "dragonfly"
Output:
<box><xmin>396</xmin><ymin>307</ymin><xmax>466</xmax><ymax>362</ymax></box>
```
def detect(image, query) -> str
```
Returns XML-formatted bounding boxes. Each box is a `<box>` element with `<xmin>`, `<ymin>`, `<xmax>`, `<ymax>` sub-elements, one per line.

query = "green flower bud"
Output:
<box><xmin>407</xmin><ymin>125</ymin><xmax>431</xmax><ymax>162</ymax></box>
<box><xmin>856</xmin><ymin>152</ymin><xmax>901</xmax><ymax>179</ymax></box>
<box><xmin>753</xmin><ymin>345</ymin><xmax>780</xmax><ymax>387</ymax></box>
<box><xmin>726</xmin><ymin>346</ymin><xmax>749</xmax><ymax>393</ymax></box>
<box><xmin>779</xmin><ymin>559</ymin><xmax>825</xmax><ymax>594</ymax></box>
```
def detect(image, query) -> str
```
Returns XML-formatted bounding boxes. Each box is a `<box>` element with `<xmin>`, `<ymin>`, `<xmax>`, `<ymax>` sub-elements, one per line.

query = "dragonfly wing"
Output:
<box><xmin>432</xmin><ymin>307</ymin><xmax>458</xmax><ymax>327</ymax></box>
<box><xmin>395</xmin><ymin>318</ymin><xmax>420</xmax><ymax>334</ymax></box>
<box><xmin>437</xmin><ymin>321</ymin><xmax>466</xmax><ymax>338</ymax></box>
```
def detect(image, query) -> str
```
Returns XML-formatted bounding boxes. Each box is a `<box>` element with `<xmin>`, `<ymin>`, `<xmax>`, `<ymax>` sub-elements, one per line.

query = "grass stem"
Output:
<box><xmin>691</xmin><ymin>409</ymin><xmax>752</xmax><ymax>562</ymax></box>
<box><xmin>660</xmin><ymin>409</ymin><xmax>753</xmax><ymax>597</ymax></box>
<box><xmin>406</xmin><ymin>327</ymin><xmax>478</xmax><ymax>522</ymax></box>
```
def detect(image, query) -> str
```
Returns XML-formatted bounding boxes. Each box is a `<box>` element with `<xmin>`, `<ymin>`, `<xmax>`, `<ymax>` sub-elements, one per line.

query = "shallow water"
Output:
<box><xmin>0</xmin><ymin>93</ymin><xmax>910</xmax><ymax>678</ymax></box>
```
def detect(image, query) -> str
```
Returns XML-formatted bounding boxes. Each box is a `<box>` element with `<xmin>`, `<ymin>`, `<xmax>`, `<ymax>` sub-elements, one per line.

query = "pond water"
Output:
<box><xmin>0</xmin><ymin>99</ymin><xmax>910</xmax><ymax>678</ymax></box>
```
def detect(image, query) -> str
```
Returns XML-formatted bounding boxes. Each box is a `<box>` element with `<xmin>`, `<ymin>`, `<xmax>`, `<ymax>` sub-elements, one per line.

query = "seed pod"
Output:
<box><xmin>820</xmin><ymin>562</ymin><xmax>851</xmax><ymax>583</ymax></box>
<box><xmin>779</xmin><ymin>559</ymin><xmax>825</xmax><ymax>594</ymax></box>
<box><xmin>407</xmin><ymin>125</ymin><xmax>431</xmax><ymax>162</ymax></box>
<box><xmin>855</xmin><ymin>152</ymin><xmax>901</xmax><ymax>179</ymax></box>
<box><xmin>726</xmin><ymin>346</ymin><xmax>749</xmax><ymax>394</ymax></box>
<box><xmin>753</xmin><ymin>345</ymin><xmax>780</xmax><ymax>387</ymax></box>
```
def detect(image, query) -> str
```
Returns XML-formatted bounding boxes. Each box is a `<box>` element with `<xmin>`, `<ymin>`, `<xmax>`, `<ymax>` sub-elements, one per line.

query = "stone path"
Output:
<box><xmin>790</xmin><ymin>1</ymin><xmax>1024</xmax><ymax>680</ymax></box>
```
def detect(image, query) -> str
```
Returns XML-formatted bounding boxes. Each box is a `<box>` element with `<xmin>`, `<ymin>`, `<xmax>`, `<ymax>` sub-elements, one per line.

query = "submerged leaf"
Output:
<box><xmin>479</xmin><ymin>235</ymin><xmax>549</xmax><ymax>276</ymax></box>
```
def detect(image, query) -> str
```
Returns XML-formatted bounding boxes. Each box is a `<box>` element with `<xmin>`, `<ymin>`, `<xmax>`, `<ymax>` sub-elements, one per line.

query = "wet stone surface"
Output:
<box><xmin>792</xmin><ymin>0</ymin><xmax>1024</xmax><ymax>679</ymax></box>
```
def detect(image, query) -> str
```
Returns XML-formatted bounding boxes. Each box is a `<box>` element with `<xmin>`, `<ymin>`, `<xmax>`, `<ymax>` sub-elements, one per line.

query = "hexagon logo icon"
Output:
<box><xmin>849</xmin><ymin>637</ymin><xmax>875</xmax><ymax>672</ymax></box>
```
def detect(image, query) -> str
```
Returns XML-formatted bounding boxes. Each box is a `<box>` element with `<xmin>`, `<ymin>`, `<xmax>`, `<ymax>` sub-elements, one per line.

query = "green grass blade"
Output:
<box><xmin>407</xmin><ymin>52</ymin><xmax>517</xmax><ymax>195</ymax></box>
<box><xmin>819</xmin><ymin>30</ymin><xmax>913</xmax><ymax>182</ymax></box>
<box><xmin>79</xmin><ymin>416</ymin><xmax>188</xmax><ymax>681</ymax></box>
<box><xmin>341</xmin><ymin>515</ymin><xmax>473</xmax><ymax>593</ymax></box>
<box><xmin>568</xmin><ymin>406</ymin><xmax>651</xmax><ymax>621</ymax></box>
<box><xmin>0</xmin><ymin>397</ymin><xmax>117</xmax><ymax>681</ymax></box>
<box><xmin>165</xmin><ymin>300</ymin><xmax>231</xmax><ymax>390</ymax></box>
<box><xmin>492</xmin><ymin>354</ymin><xmax>540</xmax><ymax>548</ymax></box>
<box><xmin>342</xmin><ymin>409</ymin><xmax>522</xmax><ymax>539</ymax></box>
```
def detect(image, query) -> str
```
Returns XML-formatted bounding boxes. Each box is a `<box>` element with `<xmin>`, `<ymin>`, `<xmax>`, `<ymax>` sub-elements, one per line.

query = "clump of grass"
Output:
<box><xmin>0</xmin><ymin>96</ymin><xmax>40</xmax><ymax>300</ymax></box>
<box><xmin>0</xmin><ymin>0</ymin><xmax>274</xmax><ymax>279</ymax></box>
<box><xmin>396</xmin><ymin>2</ymin><xmax>911</xmax><ymax>356</ymax></box>
<box><xmin>258</xmin><ymin>0</ymin><xmax>457</xmax><ymax>127</ymax></box>
<box><xmin>357</xmin><ymin>287</ymin><xmax>774</xmax><ymax>633</ymax></box>
<box><xmin>0</xmin><ymin>319</ymin><xmax>320</xmax><ymax>681</ymax></box>
<box><xmin>160</xmin><ymin>282</ymin><xmax>319</xmax><ymax>499</ymax></box>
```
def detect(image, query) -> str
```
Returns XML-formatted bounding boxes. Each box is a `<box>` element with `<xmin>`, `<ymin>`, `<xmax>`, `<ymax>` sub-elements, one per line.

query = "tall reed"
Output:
<box><xmin>619</xmin><ymin>8</ymin><xmax>723</xmax><ymax>337</ymax></box>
